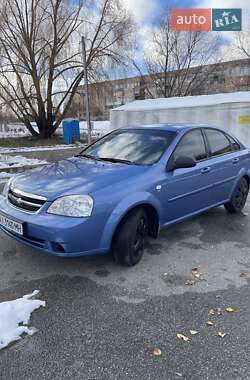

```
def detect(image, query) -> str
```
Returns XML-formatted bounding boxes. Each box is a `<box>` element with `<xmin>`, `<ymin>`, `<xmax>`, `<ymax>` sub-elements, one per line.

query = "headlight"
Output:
<box><xmin>47</xmin><ymin>195</ymin><xmax>93</xmax><ymax>217</ymax></box>
<box><xmin>2</xmin><ymin>179</ymin><xmax>12</xmax><ymax>198</ymax></box>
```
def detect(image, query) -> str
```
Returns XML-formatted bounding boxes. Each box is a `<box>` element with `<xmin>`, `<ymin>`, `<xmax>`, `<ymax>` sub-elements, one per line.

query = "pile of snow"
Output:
<box><xmin>0</xmin><ymin>171</ymin><xmax>16</xmax><ymax>184</ymax></box>
<box><xmin>114</xmin><ymin>91</ymin><xmax>250</xmax><ymax>112</ymax></box>
<box><xmin>0</xmin><ymin>290</ymin><xmax>45</xmax><ymax>350</ymax></box>
<box><xmin>0</xmin><ymin>172</ymin><xmax>13</xmax><ymax>180</ymax></box>
<box><xmin>0</xmin><ymin>154</ymin><xmax>48</xmax><ymax>170</ymax></box>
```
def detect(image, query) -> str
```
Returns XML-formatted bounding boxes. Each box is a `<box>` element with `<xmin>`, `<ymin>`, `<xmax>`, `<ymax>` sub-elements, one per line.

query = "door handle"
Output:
<box><xmin>201</xmin><ymin>167</ymin><xmax>211</xmax><ymax>174</ymax></box>
<box><xmin>232</xmin><ymin>157</ymin><xmax>240</xmax><ymax>164</ymax></box>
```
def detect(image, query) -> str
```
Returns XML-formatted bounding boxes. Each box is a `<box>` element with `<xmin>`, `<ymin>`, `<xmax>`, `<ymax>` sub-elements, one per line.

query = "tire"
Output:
<box><xmin>224</xmin><ymin>177</ymin><xmax>249</xmax><ymax>214</ymax></box>
<box><xmin>112</xmin><ymin>209</ymin><xmax>148</xmax><ymax>267</ymax></box>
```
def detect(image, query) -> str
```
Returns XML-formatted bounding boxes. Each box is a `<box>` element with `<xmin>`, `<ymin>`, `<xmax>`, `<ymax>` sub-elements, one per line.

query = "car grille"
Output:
<box><xmin>8</xmin><ymin>187</ymin><xmax>47</xmax><ymax>213</ymax></box>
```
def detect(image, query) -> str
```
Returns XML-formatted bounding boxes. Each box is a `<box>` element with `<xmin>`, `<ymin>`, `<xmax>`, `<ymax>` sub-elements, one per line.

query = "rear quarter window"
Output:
<box><xmin>226</xmin><ymin>134</ymin><xmax>241</xmax><ymax>151</ymax></box>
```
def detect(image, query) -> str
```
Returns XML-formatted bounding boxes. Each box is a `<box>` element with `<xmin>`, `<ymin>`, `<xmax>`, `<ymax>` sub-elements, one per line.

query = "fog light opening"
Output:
<box><xmin>50</xmin><ymin>242</ymin><xmax>65</xmax><ymax>253</ymax></box>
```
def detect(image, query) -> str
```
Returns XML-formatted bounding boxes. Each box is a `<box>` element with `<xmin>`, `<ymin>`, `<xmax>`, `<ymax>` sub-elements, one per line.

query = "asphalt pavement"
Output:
<box><xmin>1</xmin><ymin>200</ymin><xmax>250</xmax><ymax>379</ymax></box>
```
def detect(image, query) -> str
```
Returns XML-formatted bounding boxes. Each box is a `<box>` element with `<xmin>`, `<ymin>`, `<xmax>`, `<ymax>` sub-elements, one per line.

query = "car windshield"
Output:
<box><xmin>79</xmin><ymin>129</ymin><xmax>176</xmax><ymax>165</ymax></box>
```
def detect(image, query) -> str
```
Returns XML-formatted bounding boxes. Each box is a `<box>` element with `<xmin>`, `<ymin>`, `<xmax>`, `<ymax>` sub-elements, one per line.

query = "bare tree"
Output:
<box><xmin>235</xmin><ymin>30</ymin><xmax>250</xmax><ymax>58</ymax></box>
<box><xmin>225</xmin><ymin>32</ymin><xmax>250</xmax><ymax>92</ymax></box>
<box><xmin>0</xmin><ymin>0</ymin><xmax>135</xmax><ymax>138</ymax></box>
<box><xmin>133</xmin><ymin>18</ymin><xmax>221</xmax><ymax>99</ymax></box>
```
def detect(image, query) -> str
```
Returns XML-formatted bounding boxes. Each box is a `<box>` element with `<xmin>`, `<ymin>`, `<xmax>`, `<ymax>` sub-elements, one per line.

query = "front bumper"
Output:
<box><xmin>0</xmin><ymin>196</ymin><xmax>109</xmax><ymax>257</ymax></box>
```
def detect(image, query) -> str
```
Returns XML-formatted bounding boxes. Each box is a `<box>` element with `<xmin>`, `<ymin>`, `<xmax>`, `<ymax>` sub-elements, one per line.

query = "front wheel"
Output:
<box><xmin>224</xmin><ymin>177</ymin><xmax>249</xmax><ymax>214</ymax></box>
<box><xmin>112</xmin><ymin>209</ymin><xmax>148</xmax><ymax>267</ymax></box>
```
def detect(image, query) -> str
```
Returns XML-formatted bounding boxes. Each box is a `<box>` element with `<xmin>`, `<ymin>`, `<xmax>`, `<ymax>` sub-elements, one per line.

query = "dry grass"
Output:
<box><xmin>0</xmin><ymin>135</ymin><xmax>88</xmax><ymax>148</ymax></box>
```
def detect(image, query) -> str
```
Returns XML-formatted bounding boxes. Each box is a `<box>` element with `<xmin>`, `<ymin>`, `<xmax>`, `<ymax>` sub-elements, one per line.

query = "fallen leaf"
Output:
<box><xmin>225</xmin><ymin>307</ymin><xmax>235</xmax><ymax>313</ymax></box>
<box><xmin>194</xmin><ymin>273</ymin><xmax>201</xmax><ymax>279</ymax></box>
<box><xmin>191</xmin><ymin>267</ymin><xmax>203</xmax><ymax>280</ymax></box>
<box><xmin>216</xmin><ymin>308</ymin><xmax>222</xmax><ymax>315</ymax></box>
<box><xmin>153</xmin><ymin>347</ymin><xmax>162</xmax><ymax>357</ymax></box>
<box><xmin>207</xmin><ymin>320</ymin><xmax>214</xmax><ymax>326</ymax></box>
<box><xmin>240</xmin><ymin>272</ymin><xmax>248</xmax><ymax>278</ymax></box>
<box><xmin>177</xmin><ymin>333</ymin><xmax>190</xmax><ymax>342</ymax></box>
<box><xmin>218</xmin><ymin>332</ymin><xmax>226</xmax><ymax>338</ymax></box>
<box><xmin>190</xmin><ymin>330</ymin><xmax>198</xmax><ymax>335</ymax></box>
<box><xmin>191</xmin><ymin>267</ymin><xmax>199</xmax><ymax>273</ymax></box>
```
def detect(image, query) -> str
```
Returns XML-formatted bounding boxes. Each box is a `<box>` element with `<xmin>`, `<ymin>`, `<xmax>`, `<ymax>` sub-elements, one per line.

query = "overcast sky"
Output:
<box><xmin>122</xmin><ymin>0</ymin><xmax>250</xmax><ymax>72</ymax></box>
<box><xmin>123</xmin><ymin>0</ymin><xmax>250</xmax><ymax>28</ymax></box>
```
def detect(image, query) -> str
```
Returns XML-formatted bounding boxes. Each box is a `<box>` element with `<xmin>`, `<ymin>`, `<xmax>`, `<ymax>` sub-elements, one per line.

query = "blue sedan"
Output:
<box><xmin>0</xmin><ymin>124</ymin><xmax>249</xmax><ymax>266</ymax></box>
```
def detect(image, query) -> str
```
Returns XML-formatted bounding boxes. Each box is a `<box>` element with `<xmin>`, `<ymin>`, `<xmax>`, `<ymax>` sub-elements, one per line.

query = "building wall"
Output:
<box><xmin>110</xmin><ymin>99</ymin><xmax>250</xmax><ymax>146</ymax></box>
<box><xmin>70</xmin><ymin>59</ymin><xmax>250</xmax><ymax>120</ymax></box>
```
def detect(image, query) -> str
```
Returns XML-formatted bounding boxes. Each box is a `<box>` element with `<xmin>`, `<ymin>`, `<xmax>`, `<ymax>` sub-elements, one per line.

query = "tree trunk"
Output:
<box><xmin>36</xmin><ymin>118</ymin><xmax>55</xmax><ymax>139</ymax></box>
<box><xmin>23</xmin><ymin>120</ymin><xmax>39</xmax><ymax>138</ymax></box>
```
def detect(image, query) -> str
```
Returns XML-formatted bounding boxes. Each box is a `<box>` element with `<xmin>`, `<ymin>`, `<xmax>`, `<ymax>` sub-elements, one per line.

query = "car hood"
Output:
<box><xmin>11</xmin><ymin>157</ymin><xmax>148</xmax><ymax>201</ymax></box>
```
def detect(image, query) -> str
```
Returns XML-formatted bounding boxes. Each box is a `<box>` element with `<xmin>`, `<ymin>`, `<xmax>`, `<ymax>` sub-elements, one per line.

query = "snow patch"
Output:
<box><xmin>79</xmin><ymin>120</ymin><xmax>111</xmax><ymax>136</ymax></box>
<box><xmin>0</xmin><ymin>123</ymin><xmax>30</xmax><ymax>138</ymax></box>
<box><xmin>0</xmin><ymin>154</ymin><xmax>48</xmax><ymax>170</ymax></box>
<box><xmin>0</xmin><ymin>131</ymin><xmax>29</xmax><ymax>138</ymax></box>
<box><xmin>56</xmin><ymin>120</ymin><xmax>111</xmax><ymax>137</ymax></box>
<box><xmin>0</xmin><ymin>121</ymin><xmax>111</xmax><ymax>138</ymax></box>
<box><xmin>114</xmin><ymin>91</ymin><xmax>250</xmax><ymax>112</ymax></box>
<box><xmin>0</xmin><ymin>171</ymin><xmax>13</xmax><ymax>179</ymax></box>
<box><xmin>0</xmin><ymin>290</ymin><xmax>45</xmax><ymax>350</ymax></box>
<box><xmin>0</xmin><ymin>172</ymin><xmax>15</xmax><ymax>184</ymax></box>
<box><xmin>0</xmin><ymin>144</ymin><xmax>82</xmax><ymax>154</ymax></box>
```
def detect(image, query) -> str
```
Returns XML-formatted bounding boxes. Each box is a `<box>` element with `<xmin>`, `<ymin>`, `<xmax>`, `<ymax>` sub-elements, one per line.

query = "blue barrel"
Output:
<box><xmin>62</xmin><ymin>119</ymin><xmax>80</xmax><ymax>144</ymax></box>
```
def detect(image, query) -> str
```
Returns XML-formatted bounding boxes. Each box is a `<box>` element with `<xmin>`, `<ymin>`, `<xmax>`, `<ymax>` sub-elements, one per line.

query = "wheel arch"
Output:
<box><xmin>243</xmin><ymin>174</ymin><xmax>250</xmax><ymax>188</ymax></box>
<box><xmin>111</xmin><ymin>203</ymin><xmax>160</xmax><ymax>246</ymax></box>
<box><xmin>100</xmin><ymin>196</ymin><xmax>161</xmax><ymax>252</ymax></box>
<box><xmin>229</xmin><ymin>170</ymin><xmax>250</xmax><ymax>199</ymax></box>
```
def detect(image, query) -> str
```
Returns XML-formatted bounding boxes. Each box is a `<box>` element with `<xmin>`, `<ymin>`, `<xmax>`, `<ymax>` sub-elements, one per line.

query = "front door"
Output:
<box><xmin>160</xmin><ymin>129</ymin><xmax>213</xmax><ymax>225</ymax></box>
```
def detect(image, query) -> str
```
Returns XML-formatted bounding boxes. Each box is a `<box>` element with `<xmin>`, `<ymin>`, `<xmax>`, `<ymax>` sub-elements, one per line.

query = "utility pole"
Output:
<box><xmin>81</xmin><ymin>36</ymin><xmax>92</xmax><ymax>144</ymax></box>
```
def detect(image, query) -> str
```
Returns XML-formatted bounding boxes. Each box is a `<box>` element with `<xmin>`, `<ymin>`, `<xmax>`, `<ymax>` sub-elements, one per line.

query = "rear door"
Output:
<box><xmin>203</xmin><ymin>128</ymin><xmax>241</xmax><ymax>204</ymax></box>
<box><xmin>161</xmin><ymin>129</ymin><xmax>213</xmax><ymax>224</ymax></box>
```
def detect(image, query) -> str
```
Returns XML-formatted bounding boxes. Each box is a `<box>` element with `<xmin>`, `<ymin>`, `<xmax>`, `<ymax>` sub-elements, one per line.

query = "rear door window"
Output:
<box><xmin>205</xmin><ymin>129</ymin><xmax>232</xmax><ymax>157</ymax></box>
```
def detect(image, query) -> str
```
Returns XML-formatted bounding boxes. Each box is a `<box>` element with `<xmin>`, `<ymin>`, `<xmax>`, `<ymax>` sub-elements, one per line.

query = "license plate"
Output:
<box><xmin>0</xmin><ymin>213</ymin><xmax>23</xmax><ymax>236</ymax></box>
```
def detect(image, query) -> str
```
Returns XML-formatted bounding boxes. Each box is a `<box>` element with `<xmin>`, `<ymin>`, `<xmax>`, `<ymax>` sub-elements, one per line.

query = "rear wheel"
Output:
<box><xmin>224</xmin><ymin>177</ymin><xmax>249</xmax><ymax>214</ymax></box>
<box><xmin>112</xmin><ymin>209</ymin><xmax>148</xmax><ymax>267</ymax></box>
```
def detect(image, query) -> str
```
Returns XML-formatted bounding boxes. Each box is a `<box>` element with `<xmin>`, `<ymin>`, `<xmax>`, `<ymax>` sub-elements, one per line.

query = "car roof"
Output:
<box><xmin>123</xmin><ymin>123</ymin><xmax>219</xmax><ymax>133</ymax></box>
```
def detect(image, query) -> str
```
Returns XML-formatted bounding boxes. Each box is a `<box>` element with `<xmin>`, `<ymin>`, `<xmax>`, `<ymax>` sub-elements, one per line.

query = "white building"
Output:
<box><xmin>110</xmin><ymin>91</ymin><xmax>250</xmax><ymax>145</ymax></box>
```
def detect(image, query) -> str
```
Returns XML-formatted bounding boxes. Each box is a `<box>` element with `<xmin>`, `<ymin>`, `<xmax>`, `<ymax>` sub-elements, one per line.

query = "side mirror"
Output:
<box><xmin>167</xmin><ymin>156</ymin><xmax>196</xmax><ymax>171</ymax></box>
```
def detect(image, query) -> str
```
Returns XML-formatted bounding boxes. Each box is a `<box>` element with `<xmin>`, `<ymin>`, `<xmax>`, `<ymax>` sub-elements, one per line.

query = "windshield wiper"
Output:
<box><xmin>76</xmin><ymin>154</ymin><xmax>135</xmax><ymax>165</ymax></box>
<box><xmin>75</xmin><ymin>153</ymin><xmax>97</xmax><ymax>160</ymax></box>
<box><xmin>97</xmin><ymin>157</ymin><xmax>135</xmax><ymax>165</ymax></box>
<box><xmin>95</xmin><ymin>157</ymin><xmax>135</xmax><ymax>165</ymax></box>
